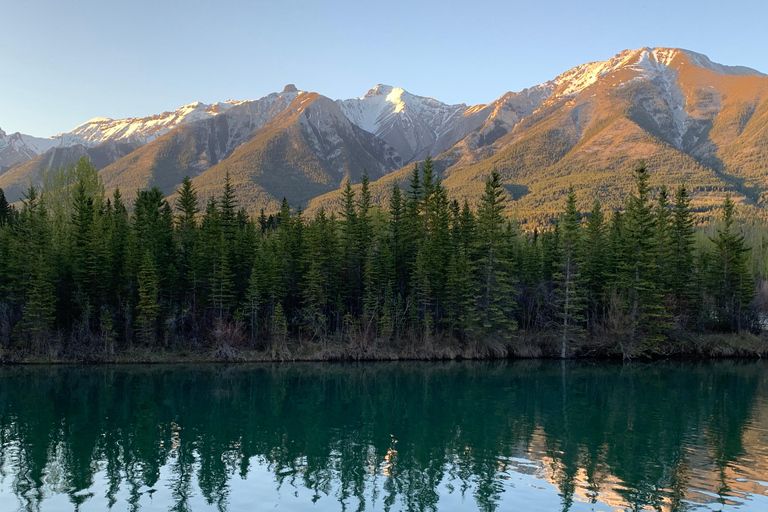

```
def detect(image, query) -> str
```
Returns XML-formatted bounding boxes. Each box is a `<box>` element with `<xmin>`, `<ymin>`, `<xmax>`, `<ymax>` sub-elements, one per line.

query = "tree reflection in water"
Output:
<box><xmin>0</xmin><ymin>361</ymin><xmax>766</xmax><ymax>512</ymax></box>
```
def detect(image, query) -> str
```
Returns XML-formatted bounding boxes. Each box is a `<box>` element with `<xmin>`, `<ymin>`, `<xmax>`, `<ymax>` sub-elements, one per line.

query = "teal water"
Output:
<box><xmin>0</xmin><ymin>361</ymin><xmax>767</xmax><ymax>512</ymax></box>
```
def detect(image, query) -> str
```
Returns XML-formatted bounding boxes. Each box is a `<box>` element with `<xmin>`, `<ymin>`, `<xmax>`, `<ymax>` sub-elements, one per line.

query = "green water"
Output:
<box><xmin>1</xmin><ymin>361</ymin><xmax>767</xmax><ymax>512</ymax></box>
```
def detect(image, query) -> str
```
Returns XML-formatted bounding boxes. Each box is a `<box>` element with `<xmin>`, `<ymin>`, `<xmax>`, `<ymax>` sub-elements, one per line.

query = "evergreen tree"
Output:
<box><xmin>708</xmin><ymin>193</ymin><xmax>753</xmax><ymax>331</ymax></box>
<box><xmin>621</xmin><ymin>162</ymin><xmax>668</xmax><ymax>354</ymax></box>
<box><xmin>16</xmin><ymin>188</ymin><xmax>57</xmax><ymax>350</ymax></box>
<box><xmin>210</xmin><ymin>234</ymin><xmax>235</xmax><ymax>320</ymax></box>
<box><xmin>196</xmin><ymin>197</ymin><xmax>222</xmax><ymax>315</ymax></box>
<box><xmin>445</xmin><ymin>200</ymin><xmax>478</xmax><ymax>338</ymax></box>
<box><xmin>556</xmin><ymin>188</ymin><xmax>585</xmax><ymax>357</ymax></box>
<box><xmin>70</xmin><ymin>178</ymin><xmax>97</xmax><ymax>311</ymax></box>
<box><xmin>670</xmin><ymin>184</ymin><xmax>697</xmax><ymax>325</ymax></box>
<box><xmin>135</xmin><ymin>250</ymin><xmax>159</xmax><ymax>345</ymax></box>
<box><xmin>340</xmin><ymin>180</ymin><xmax>361</xmax><ymax>316</ymax></box>
<box><xmin>175</xmin><ymin>177</ymin><xmax>200</xmax><ymax>308</ymax></box>
<box><xmin>245</xmin><ymin>264</ymin><xmax>261</xmax><ymax>343</ymax></box>
<box><xmin>475</xmin><ymin>170</ymin><xmax>517</xmax><ymax>338</ymax></box>
<box><xmin>0</xmin><ymin>188</ymin><xmax>11</xmax><ymax>227</ymax></box>
<box><xmin>106</xmin><ymin>190</ymin><xmax>131</xmax><ymax>328</ymax></box>
<box><xmin>580</xmin><ymin>200</ymin><xmax>606</xmax><ymax>327</ymax></box>
<box><xmin>655</xmin><ymin>185</ymin><xmax>674</xmax><ymax>296</ymax></box>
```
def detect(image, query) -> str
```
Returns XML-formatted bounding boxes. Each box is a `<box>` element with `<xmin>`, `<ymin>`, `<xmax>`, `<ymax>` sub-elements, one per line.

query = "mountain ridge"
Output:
<box><xmin>2</xmin><ymin>46</ymin><xmax>768</xmax><ymax>223</ymax></box>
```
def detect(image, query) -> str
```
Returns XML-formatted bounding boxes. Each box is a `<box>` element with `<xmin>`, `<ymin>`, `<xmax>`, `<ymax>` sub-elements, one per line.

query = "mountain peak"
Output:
<box><xmin>282</xmin><ymin>84</ymin><xmax>299</xmax><ymax>93</ymax></box>
<box><xmin>548</xmin><ymin>46</ymin><xmax>766</xmax><ymax>99</ymax></box>
<box><xmin>364</xmin><ymin>84</ymin><xmax>394</xmax><ymax>98</ymax></box>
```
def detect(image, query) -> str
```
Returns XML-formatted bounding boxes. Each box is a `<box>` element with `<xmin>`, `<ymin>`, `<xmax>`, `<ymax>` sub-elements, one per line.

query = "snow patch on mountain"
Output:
<box><xmin>0</xmin><ymin>129</ymin><xmax>61</xmax><ymax>170</ymax></box>
<box><xmin>59</xmin><ymin>101</ymin><xmax>236</xmax><ymax>147</ymax></box>
<box><xmin>338</xmin><ymin>84</ymin><xmax>488</xmax><ymax>163</ymax></box>
<box><xmin>549</xmin><ymin>48</ymin><xmax>765</xmax><ymax>100</ymax></box>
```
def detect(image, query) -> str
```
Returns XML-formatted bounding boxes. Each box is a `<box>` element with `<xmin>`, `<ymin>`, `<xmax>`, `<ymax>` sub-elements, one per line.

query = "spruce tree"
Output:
<box><xmin>70</xmin><ymin>178</ymin><xmax>97</xmax><ymax>313</ymax></box>
<box><xmin>107</xmin><ymin>190</ymin><xmax>130</xmax><ymax>324</ymax></box>
<box><xmin>340</xmin><ymin>180</ymin><xmax>360</xmax><ymax>316</ymax></box>
<box><xmin>0</xmin><ymin>188</ymin><xmax>11</xmax><ymax>227</ymax></box>
<box><xmin>655</xmin><ymin>185</ymin><xmax>674</xmax><ymax>296</ymax></box>
<box><xmin>670</xmin><ymin>184</ymin><xmax>696</xmax><ymax>325</ymax></box>
<box><xmin>556</xmin><ymin>187</ymin><xmax>585</xmax><ymax>357</ymax></box>
<box><xmin>709</xmin><ymin>193</ymin><xmax>753</xmax><ymax>331</ymax></box>
<box><xmin>581</xmin><ymin>200</ymin><xmax>606</xmax><ymax>326</ymax></box>
<box><xmin>175</xmin><ymin>177</ymin><xmax>200</xmax><ymax>308</ymax></box>
<box><xmin>246</xmin><ymin>265</ymin><xmax>261</xmax><ymax>343</ymax></box>
<box><xmin>475</xmin><ymin>170</ymin><xmax>517</xmax><ymax>338</ymax></box>
<box><xmin>621</xmin><ymin>162</ymin><xmax>668</xmax><ymax>354</ymax></box>
<box><xmin>136</xmin><ymin>250</ymin><xmax>159</xmax><ymax>345</ymax></box>
<box><xmin>17</xmin><ymin>188</ymin><xmax>57</xmax><ymax>350</ymax></box>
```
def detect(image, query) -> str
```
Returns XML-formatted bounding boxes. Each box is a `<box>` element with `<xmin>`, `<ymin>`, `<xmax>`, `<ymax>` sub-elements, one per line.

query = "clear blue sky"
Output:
<box><xmin>2</xmin><ymin>0</ymin><xmax>766</xmax><ymax>137</ymax></box>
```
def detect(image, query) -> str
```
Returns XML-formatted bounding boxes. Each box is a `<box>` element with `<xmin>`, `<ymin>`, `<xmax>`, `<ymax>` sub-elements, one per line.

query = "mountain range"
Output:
<box><xmin>2</xmin><ymin>47</ymin><xmax>768</xmax><ymax>224</ymax></box>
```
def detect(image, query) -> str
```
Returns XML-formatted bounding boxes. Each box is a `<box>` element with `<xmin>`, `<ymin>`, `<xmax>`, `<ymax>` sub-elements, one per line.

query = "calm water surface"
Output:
<box><xmin>1</xmin><ymin>361</ymin><xmax>767</xmax><ymax>511</ymax></box>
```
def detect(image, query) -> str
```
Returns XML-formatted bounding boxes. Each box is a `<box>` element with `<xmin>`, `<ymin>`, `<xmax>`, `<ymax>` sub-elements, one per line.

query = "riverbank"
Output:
<box><xmin>2</xmin><ymin>330</ymin><xmax>767</xmax><ymax>364</ymax></box>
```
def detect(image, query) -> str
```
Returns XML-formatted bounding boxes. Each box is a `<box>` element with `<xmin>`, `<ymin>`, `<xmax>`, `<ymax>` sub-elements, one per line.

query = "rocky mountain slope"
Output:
<box><xmin>181</xmin><ymin>92</ymin><xmax>402</xmax><ymax>212</ymax></box>
<box><xmin>338</xmin><ymin>85</ymin><xmax>491</xmax><ymax>164</ymax></box>
<box><xmin>310</xmin><ymin>48</ymin><xmax>768</xmax><ymax>225</ymax></box>
<box><xmin>3</xmin><ymin>47</ymin><xmax>768</xmax><ymax>224</ymax></box>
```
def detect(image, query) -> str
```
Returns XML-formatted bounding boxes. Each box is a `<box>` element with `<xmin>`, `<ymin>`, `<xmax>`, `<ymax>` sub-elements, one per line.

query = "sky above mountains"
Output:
<box><xmin>2</xmin><ymin>0</ymin><xmax>766</xmax><ymax>137</ymax></box>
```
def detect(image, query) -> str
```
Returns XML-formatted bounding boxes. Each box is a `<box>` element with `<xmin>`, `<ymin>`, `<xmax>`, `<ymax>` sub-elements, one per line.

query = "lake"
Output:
<box><xmin>0</xmin><ymin>361</ymin><xmax>767</xmax><ymax>511</ymax></box>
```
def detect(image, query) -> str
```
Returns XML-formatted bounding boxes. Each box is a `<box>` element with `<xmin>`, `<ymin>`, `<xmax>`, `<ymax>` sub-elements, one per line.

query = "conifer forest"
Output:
<box><xmin>0</xmin><ymin>156</ymin><xmax>764</xmax><ymax>361</ymax></box>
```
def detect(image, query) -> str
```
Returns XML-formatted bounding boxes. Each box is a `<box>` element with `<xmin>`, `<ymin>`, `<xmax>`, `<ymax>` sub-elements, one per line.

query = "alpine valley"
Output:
<box><xmin>3</xmin><ymin>47</ymin><xmax>768</xmax><ymax>224</ymax></box>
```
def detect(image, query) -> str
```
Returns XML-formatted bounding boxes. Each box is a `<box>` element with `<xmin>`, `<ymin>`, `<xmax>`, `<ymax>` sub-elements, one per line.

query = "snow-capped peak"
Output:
<box><xmin>547</xmin><ymin>47</ymin><xmax>765</xmax><ymax>99</ymax></box>
<box><xmin>338</xmin><ymin>85</ymin><xmax>481</xmax><ymax>163</ymax></box>
<box><xmin>363</xmin><ymin>84</ymin><xmax>392</xmax><ymax>98</ymax></box>
<box><xmin>58</xmin><ymin>101</ymin><xmax>230</xmax><ymax>147</ymax></box>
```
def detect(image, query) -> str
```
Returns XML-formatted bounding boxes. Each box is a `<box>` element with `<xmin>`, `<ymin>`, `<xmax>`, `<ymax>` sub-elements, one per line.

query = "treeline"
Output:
<box><xmin>0</xmin><ymin>157</ymin><xmax>762</xmax><ymax>359</ymax></box>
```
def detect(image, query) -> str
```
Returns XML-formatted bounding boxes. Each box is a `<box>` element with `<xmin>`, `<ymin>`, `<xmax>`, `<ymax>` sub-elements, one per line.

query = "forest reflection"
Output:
<box><xmin>0</xmin><ymin>361</ymin><xmax>767</xmax><ymax>512</ymax></box>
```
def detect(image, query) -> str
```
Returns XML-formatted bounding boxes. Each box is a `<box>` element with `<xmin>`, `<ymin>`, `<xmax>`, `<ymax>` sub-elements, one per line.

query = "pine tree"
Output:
<box><xmin>580</xmin><ymin>200</ymin><xmax>606</xmax><ymax>327</ymax></box>
<box><xmin>709</xmin><ymin>193</ymin><xmax>753</xmax><ymax>331</ymax></box>
<box><xmin>445</xmin><ymin>200</ymin><xmax>478</xmax><ymax>338</ymax></box>
<box><xmin>670</xmin><ymin>184</ymin><xmax>696</xmax><ymax>325</ymax></box>
<box><xmin>556</xmin><ymin>187</ymin><xmax>585</xmax><ymax>357</ymax></box>
<box><xmin>210</xmin><ymin>234</ymin><xmax>235</xmax><ymax>320</ymax></box>
<box><xmin>340</xmin><ymin>180</ymin><xmax>361</xmax><ymax>316</ymax></box>
<box><xmin>0</xmin><ymin>188</ymin><xmax>11</xmax><ymax>227</ymax></box>
<box><xmin>196</xmin><ymin>197</ymin><xmax>221</xmax><ymax>315</ymax></box>
<box><xmin>245</xmin><ymin>265</ymin><xmax>260</xmax><ymax>343</ymax></box>
<box><xmin>70</xmin><ymin>178</ymin><xmax>97</xmax><ymax>313</ymax></box>
<box><xmin>106</xmin><ymin>190</ymin><xmax>130</xmax><ymax>325</ymax></box>
<box><xmin>135</xmin><ymin>250</ymin><xmax>159</xmax><ymax>345</ymax></box>
<box><xmin>17</xmin><ymin>188</ymin><xmax>56</xmax><ymax>350</ymax></box>
<box><xmin>302</xmin><ymin>209</ymin><xmax>338</xmax><ymax>341</ymax></box>
<box><xmin>655</xmin><ymin>185</ymin><xmax>674</xmax><ymax>296</ymax></box>
<box><xmin>133</xmin><ymin>187</ymin><xmax>177</xmax><ymax>302</ymax></box>
<box><xmin>621</xmin><ymin>162</ymin><xmax>668</xmax><ymax>354</ymax></box>
<box><xmin>402</xmin><ymin>163</ymin><xmax>423</xmax><ymax>311</ymax></box>
<box><xmin>219</xmin><ymin>171</ymin><xmax>237</xmax><ymax>245</ymax></box>
<box><xmin>175</xmin><ymin>177</ymin><xmax>200</xmax><ymax>308</ymax></box>
<box><xmin>475</xmin><ymin>170</ymin><xmax>517</xmax><ymax>338</ymax></box>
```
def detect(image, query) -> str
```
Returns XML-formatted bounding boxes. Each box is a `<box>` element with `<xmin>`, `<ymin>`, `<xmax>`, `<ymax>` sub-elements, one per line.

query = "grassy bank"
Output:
<box><xmin>2</xmin><ymin>330</ymin><xmax>767</xmax><ymax>364</ymax></box>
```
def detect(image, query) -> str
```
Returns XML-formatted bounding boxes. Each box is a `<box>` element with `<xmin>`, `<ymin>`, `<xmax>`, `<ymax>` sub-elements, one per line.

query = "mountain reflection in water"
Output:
<box><xmin>0</xmin><ymin>361</ymin><xmax>767</xmax><ymax>512</ymax></box>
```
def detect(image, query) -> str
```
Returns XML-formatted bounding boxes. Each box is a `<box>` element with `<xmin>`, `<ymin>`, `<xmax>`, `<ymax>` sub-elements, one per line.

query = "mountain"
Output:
<box><xmin>182</xmin><ymin>91</ymin><xmax>401</xmax><ymax>212</ymax></box>
<box><xmin>3</xmin><ymin>47</ymin><xmax>768</xmax><ymax>224</ymax></box>
<box><xmin>338</xmin><ymin>85</ymin><xmax>491</xmax><ymax>164</ymax></box>
<box><xmin>98</xmin><ymin>86</ymin><xmax>305</xmax><ymax>201</ymax></box>
<box><xmin>59</xmin><ymin>100</ymin><xmax>236</xmax><ymax>148</ymax></box>
<box><xmin>0</xmin><ymin>141</ymin><xmax>141</xmax><ymax>202</ymax></box>
<box><xmin>0</xmin><ymin>128</ymin><xmax>59</xmax><ymax>173</ymax></box>
<box><xmin>0</xmin><ymin>101</ymin><xmax>234</xmax><ymax>175</ymax></box>
<box><xmin>310</xmin><ymin>47</ymin><xmax>768</xmax><ymax>225</ymax></box>
<box><xmin>0</xmin><ymin>86</ymin><xmax>304</xmax><ymax>202</ymax></box>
